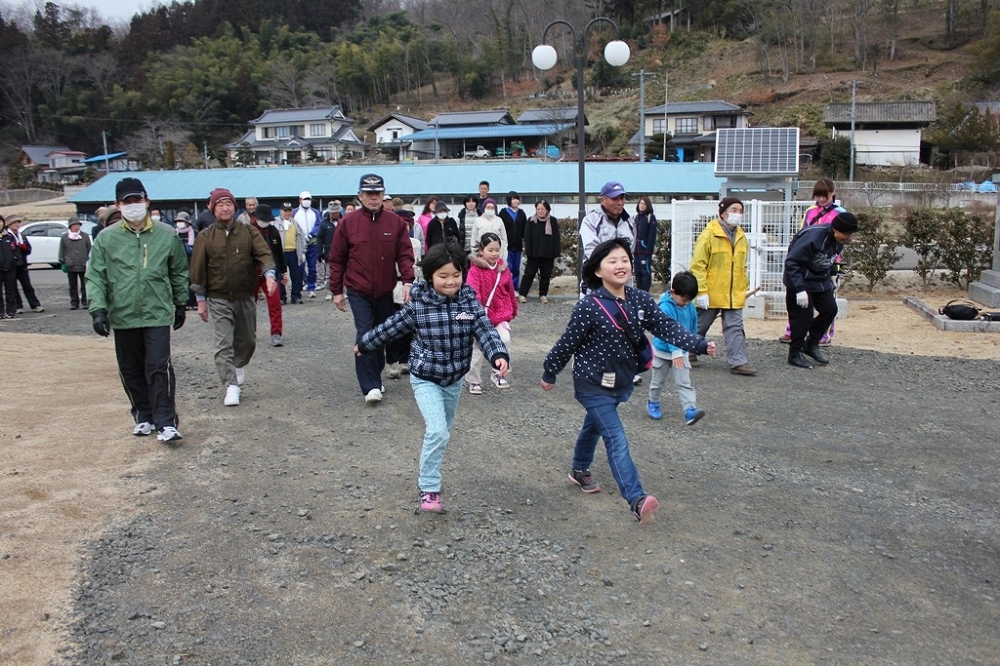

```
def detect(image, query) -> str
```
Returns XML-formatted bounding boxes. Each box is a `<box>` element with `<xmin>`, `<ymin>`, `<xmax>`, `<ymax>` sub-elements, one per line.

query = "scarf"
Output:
<box><xmin>538</xmin><ymin>214</ymin><xmax>552</xmax><ymax>235</ymax></box>
<box><xmin>67</xmin><ymin>230</ymin><xmax>83</xmax><ymax>241</ymax></box>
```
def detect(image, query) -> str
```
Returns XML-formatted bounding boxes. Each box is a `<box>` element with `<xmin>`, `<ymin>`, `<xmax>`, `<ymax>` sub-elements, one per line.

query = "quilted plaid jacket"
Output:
<box><xmin>358</xmin><ymin>281</ymin><xmax>510</xmax><ymax>386</ymax></box>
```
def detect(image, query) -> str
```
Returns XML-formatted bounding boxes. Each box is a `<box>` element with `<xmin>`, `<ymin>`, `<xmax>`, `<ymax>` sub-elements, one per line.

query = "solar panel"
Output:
<box><xmin>714</xmin><ymin>128</ymin><xmax>799</xmax><ymax>175</ymax></box>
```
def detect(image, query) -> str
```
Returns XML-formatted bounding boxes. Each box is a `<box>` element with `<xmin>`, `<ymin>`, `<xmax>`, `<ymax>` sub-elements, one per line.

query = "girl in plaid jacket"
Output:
<box><xmin>356</xmin><ymin>242</ymin><xmax>510</xmax><ymax>513</ymax></box>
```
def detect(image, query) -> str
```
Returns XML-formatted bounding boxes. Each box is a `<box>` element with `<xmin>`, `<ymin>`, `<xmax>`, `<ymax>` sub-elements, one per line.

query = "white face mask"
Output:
<box><xmin>302</xmin><ymin>200</ymin><xmax>311</xmax><ymax>208</ymax></box>
<box><xmin>483</xmin><ymin>207</ymin><xmax>496</xmax><ymax>218</ymax></box>
<box><xmin>176</xmin><ymin>221</ymin><xmax>188</xmax><ymax>230</ymax></box>
<box><xmin>436</xmin><ymin>212</ymin><xmax>448</xmax><ymax>220</ymax></box>
<box><xmin>151</xmin><ymin>214</ymin><xmax>161</xmax><ymax>222</ymax></box>
<box><xmin>121</xmin><ymin>202</ymin><xmax>148</xmax><ymax>223</ymax></box>
<box><xmin>726</xmin><ymin>212</ymin><xmax>743</xmax><ymax>227</ymax></box>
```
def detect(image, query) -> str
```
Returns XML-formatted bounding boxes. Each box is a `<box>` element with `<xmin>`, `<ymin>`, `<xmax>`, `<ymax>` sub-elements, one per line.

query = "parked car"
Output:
<box><xmin>463</xmin><ymin>145</ymin><xmax>491</xmax><ymax>159</ymax></box>
<box><xmin>20</xmin><ymin>220</ymin><xmax>97</xmax><ymax>268</ymax></box>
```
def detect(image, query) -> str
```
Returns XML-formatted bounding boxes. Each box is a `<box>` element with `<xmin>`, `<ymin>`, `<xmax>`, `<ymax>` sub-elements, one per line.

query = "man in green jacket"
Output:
<box><xmin>87</xmin><ymin>177</ymin><xmax>190</xmax><ymax>443</ymax></box>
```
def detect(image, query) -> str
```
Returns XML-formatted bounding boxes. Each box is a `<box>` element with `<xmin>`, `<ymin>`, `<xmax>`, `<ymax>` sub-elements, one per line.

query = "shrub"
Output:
<box><xmin>843</xmin><ymin>211</ymin><xmax>901</xmax><ymax>291</ymax></box>
<box><xmin>935</xmin><ymin>209</ymin><xmax>994</xmax><ymax>289</ymax></box>
<box><xmin>900</xmin><ymin>208</ymin><xmax>944</xmax><ymax>289</ymax></box>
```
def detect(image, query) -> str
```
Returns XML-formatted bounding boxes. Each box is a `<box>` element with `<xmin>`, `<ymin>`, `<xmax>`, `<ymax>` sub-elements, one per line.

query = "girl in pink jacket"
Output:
<box><xmin>465</xmin><ymin>232</ymin><xmax>518</xmax><ymax>394</ymax></box>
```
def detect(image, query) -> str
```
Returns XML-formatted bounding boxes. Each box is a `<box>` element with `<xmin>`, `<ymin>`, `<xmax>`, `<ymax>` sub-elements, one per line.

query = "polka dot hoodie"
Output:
<box><xmin>543</xmin><ymin>286</ymin><xmax>709</xmax><ymax>396</ymax></box>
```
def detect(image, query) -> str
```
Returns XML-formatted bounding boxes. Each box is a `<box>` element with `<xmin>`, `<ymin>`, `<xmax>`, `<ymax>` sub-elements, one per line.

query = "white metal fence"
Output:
<box><xmin>670</xmin><ymin>200</ymin><xmax>815</xmax><ymax>317</ymax></box>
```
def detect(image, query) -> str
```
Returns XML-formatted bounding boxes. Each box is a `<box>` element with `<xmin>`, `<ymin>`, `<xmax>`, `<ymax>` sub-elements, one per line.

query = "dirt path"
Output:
<box><xmin>0</xmin><ymin>283</ymin><xmax>997</xmax><ymax>664</ymax></box>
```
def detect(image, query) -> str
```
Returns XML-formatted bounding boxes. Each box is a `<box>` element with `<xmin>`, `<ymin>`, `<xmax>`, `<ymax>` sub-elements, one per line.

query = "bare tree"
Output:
<box><xmin>263</xmin><ymin>56</ymin><xmax>307</xmax><ymax>108</ymax></box>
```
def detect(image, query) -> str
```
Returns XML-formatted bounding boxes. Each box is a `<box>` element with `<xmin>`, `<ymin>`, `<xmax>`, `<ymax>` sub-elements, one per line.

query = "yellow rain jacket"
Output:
<box><xmin>690</xmin><ymin>219</ymin><xmax>750</xmax><ymax>310</ymax></box>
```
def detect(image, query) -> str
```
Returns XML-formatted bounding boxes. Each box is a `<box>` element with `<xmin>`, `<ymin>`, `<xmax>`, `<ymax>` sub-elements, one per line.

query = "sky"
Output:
<box><xmin>77</xmin><ymin>0</ymin><xmax>162</xmax><ymax>22</ymax></box>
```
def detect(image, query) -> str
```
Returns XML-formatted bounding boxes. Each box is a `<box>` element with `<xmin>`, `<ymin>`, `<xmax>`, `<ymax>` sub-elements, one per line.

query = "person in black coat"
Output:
<box><xmin>518</xmin><ymin>199</ymin><xmax>561</xmax><ymax>303</ymax></box>
<box><xmin>498</xmin><ymin>191</ymin><xmax>527</xmax><ymax>291</ymax></box>
<box><xmin>783</xmin><ymin>211</ymin><xmax>857</xmax><ymax>369</ymax></box>
<box><xmin>633</xmin><ymin>196</ymin><xmax>658</xmax><ymax>292</ymax></box>
<box><xmin>317</xmin><ymin>201</ymin><xmax>340</xmax><ymax>292</ymax></box>
<box><xmin>425</xmin><ymin>201</ymin><xmax>462</xmax><ymax>249</ymax></box>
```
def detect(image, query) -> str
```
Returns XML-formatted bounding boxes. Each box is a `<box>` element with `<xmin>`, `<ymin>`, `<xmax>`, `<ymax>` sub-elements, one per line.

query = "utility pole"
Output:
<box><xmin>663</xmin><ymin>71</ymin><xmax>669</xmax><ymax>160</ymax></box>
<box><xmin>203</xmin><ymin>141</ymin><xmax>209</xmax><ymax>169</ymax></box>
<box><xmin>632</xmin><ymin>69</ymin><xmax>655</xmax><ymax>163</ymax></box>
<box><xmin>849</xmin><ymin>79</ymin><xmax>860</xmax><ymax>182</ymax></box>
<box><xmin>101</xmin><ymin>130</ymin><xmax>110</xmax><ymax>174</ymax></box>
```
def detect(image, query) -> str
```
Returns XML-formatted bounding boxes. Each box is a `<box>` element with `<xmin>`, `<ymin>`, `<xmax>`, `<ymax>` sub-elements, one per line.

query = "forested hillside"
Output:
<box><xmin>1</xmin><ymin>0</ymin><xmax>999</xmax><ymax>175</ymax></box>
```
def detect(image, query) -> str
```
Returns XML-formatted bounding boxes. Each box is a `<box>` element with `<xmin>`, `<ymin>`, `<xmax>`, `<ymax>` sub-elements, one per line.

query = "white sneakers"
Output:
<box><xmin>225</xmin><ymin>384</ymin><xmax>241</xmax><ymax>406</ymax></box>
<box><xmin>235</xmin><ymin>366</ymin><xmax>245</xmax><ymax>386</ymax></box>
<box><xmin>364</xmin><ymin>388</ymin><xmax>383</xmax><ymax>403</ymax></box>
<box><xmin>387</xmin><ymin>362</ymin><xmax>401</xmax><ymax>379</ymax></box>
<box><xmin>157</xmin><ymin>426</ymin><xmax>183</xmax><ymax>442</ymax></box>
<box><xmin>132</xmin><ymin>422</ymin><xmax>155</xmax><ymax>436</ymax></box>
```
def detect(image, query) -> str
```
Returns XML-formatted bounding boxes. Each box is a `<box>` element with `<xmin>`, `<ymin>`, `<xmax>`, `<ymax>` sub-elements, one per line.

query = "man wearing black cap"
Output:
<box><xmin>86</xmin><ymin>177</ymin><xmax>190</xmax><ymax>442</ymax></box>
<box><xmin>328</xmin><ymin>173</ymin><xmax>416</xmax><ymax>404</ymax></box>
<box><xmin>783</xmin><ymin>211</ymin><xmax>858</xmax><ymax>369</ymax></box>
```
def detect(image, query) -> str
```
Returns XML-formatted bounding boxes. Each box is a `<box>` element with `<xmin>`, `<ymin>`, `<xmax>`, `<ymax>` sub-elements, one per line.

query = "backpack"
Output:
<box><xmin>592</xmin><ymin>296</ymin><xmax>654</xmax><ymax>372</ymax></box>
<box><xmin>939</xmin><ymin>299</ymin><xmax>981</xmax><ymax>320</ymax></box>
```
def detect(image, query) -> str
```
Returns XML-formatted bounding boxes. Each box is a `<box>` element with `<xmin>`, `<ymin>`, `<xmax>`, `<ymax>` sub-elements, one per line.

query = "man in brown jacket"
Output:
<box><xmin>190</xmin><ymin>188</ymin><xmax>278</xmax><ymax>406</ymax></box>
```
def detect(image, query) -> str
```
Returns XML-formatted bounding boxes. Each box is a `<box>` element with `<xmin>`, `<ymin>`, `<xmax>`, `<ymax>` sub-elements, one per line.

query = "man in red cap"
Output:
<box><xmin>190</xmin><ymin>187</ymin><xmax>278</xmax><ymax>406</ymax></box>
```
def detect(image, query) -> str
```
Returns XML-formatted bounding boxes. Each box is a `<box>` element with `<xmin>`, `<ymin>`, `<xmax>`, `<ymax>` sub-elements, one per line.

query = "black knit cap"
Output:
<box><xmin>718</xmin><ymin>197</ymin><xmax>743</xmax><ymax>216</ymax></box>
<box><xmin>831</xmin><ymin>212</ymin><xmax>859</xmax><ymax>233</ymax></box>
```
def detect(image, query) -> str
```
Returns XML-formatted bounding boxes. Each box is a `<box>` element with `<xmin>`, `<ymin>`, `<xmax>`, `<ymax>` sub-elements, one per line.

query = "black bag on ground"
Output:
<box><xmin>979</xmin><ymin>311</ymin><xmax>1000</xmax><ymax>322</ymax></box>
<box><xmin>939</xmin><ymin>300</ymin><xmax>981</xmax><ymax>320</ymax></box>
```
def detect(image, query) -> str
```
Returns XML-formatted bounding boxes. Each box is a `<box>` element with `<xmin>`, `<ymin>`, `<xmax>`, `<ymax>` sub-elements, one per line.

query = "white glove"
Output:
<box><xmin>695</xmin><ymin>294</ymin><xmax>709</xmax><ymax>310</ymax></box>
<box><xmin>796</xmin><ymin>291</ymin><xmax>809</xmax><ymax>308</ymax></box>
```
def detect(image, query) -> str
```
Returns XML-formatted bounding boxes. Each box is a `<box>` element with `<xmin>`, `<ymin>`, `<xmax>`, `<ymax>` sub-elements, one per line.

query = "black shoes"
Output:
<box><xmin>803</xmin><ymin>344</ymin><xmax>829</xmax><ymax>365</ymax></box>
<box><xmin>788</xmin><ymin>352</ymin><xmax>814</xmax><ymax>369</ymax></box>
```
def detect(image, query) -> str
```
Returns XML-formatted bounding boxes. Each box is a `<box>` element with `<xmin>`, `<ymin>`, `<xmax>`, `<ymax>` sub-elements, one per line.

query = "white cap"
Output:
<box><xmin>299</xmin><ymin>190</ymin><xmax>312</xmax><ymax>199</ymax></box>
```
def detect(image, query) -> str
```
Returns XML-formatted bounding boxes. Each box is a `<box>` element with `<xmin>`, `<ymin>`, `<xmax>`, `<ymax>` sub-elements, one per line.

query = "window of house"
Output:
<box><xmin>310</xmin><ymin>123</ymin><xmax>325</xmax><ymax>137</ymax></box>
<box><xmin>675</xmin><ymin>117</ymin><xmax>698</xmax><ymax>135</ymax></box>
<box><xmin>276</xmin><ymin>126</ymin><xmax>291</xmax><ymax>138</ymax></box>
<box><xmin>263</xmin><ymin>127</ymin><xmax>274</xmax><ymax>139</ymax></box>
<box><xmin>713</xmin><ymin>115</ymin><xmax>736</xmax><ymax>129</ymax></box>
<box><xmin>391</xmin><ymin>130</ymin><xmax>399</xmax><ymax>140</ymax></box>
<box><xmin>652</xmin><ymin>118</ymin><xmax>666</xmax><ymax>135</ymax></box>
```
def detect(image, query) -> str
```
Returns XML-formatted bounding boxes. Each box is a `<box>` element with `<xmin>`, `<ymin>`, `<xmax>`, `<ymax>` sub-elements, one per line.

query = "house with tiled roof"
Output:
<box><xmin>367</xmin><ymin>112</ymin><xmax>430</xmax><ymax>161</ymax></box>
<box><xmin>823</xmin><ymin>101</ymin><xmax>936</xmax><ymax>166</ymax></box>
<box><xmin>225</xmin><ymin>105</ymin><xmax>366</xmax><ymax>166</ymax></box>
<box><xmin>629</xmin><ymin>100</ymin><xmax>750</xmax><ymax>162</ymax></box>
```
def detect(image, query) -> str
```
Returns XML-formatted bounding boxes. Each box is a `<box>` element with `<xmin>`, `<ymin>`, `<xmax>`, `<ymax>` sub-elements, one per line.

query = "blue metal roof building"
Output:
<box><xmin>68</xmin><ymin>161</ymin><xmax>725</xmax><ymax>212</ymax></box>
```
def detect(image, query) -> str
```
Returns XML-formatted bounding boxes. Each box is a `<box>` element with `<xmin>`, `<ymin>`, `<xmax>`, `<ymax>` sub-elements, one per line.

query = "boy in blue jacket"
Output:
<box><xmin>647</xmin><ymin>271</ymin><xmax>706</xmax><ymax>425</ymax></box>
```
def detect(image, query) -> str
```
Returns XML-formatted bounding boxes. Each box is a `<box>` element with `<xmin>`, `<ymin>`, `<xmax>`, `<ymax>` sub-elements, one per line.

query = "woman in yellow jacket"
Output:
<box><xmin>689</xmin><ymin>197</ymin><xmax>757</xmax><ymax>376</ymax></box>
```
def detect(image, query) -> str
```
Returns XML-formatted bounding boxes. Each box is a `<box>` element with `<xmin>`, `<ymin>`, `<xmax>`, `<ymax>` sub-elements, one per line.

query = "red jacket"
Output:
<box><xmin>466</xmin><ymin>253</ymin><xmax>518</xmax><ymax>326</ymax></box>
<box><xmin>328</xmin><ymin>207</ymin><xmax>415</xmax><ymax>298</ymax></box>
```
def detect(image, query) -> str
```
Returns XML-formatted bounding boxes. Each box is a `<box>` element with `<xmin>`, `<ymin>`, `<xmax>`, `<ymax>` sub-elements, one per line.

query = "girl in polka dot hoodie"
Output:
<box><xmin>542</xmin><ymin>238</ymin><xmax>716</xmax><ymax>524</ymax></box>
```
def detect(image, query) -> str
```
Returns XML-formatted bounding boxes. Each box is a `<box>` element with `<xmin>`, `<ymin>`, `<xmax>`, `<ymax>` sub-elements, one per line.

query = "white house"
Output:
<box><xmin>629</xmin><ymin>100</ymin><xmax>750</xmax><ymax>162</ymax></box>
<box><xmin>367</xmin><ymin>112</ymin><xmax>429</xmax><ymax>161</ymax></box>
<box><xmin>226</xmin><ymin>105</ymin><xmax>366</xmax><ymax>166</ymax></box>
<box><xmin>823</xmin><ymin>101</ymin><xmax>936</xmax><ymax>167</ymax></box>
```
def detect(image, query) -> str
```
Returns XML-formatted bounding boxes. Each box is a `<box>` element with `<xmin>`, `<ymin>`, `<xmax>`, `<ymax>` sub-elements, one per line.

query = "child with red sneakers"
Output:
<box><xmin>464</xmin><ymin>232</ymin><xmax>518</xmax><ymax>395</ymax></box>
<box><xmin>542</xmin><ymin>239</ymin><xmax>715</xmax><ymax>524</ymax></box>
<box><xmin>355</xmin><ymin>242</ymin><xmax>509</xmax><ymax>513</ymax></box>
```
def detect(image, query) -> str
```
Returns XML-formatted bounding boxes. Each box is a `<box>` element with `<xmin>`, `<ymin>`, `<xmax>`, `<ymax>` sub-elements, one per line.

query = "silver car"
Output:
<box><xmin>20</xmin><ymin>220</ymin><xmax>97</xmax><ymax>268</ymax></box>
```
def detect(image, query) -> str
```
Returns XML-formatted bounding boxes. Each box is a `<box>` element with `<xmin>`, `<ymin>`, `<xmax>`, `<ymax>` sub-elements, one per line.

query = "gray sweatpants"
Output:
<box><xmin>207</xmin><ymin>297</ymin><xmax>257</xmax><ymax>387</ymax></box>
<box><xmin>648</xmin><ymin>353</ymin><xmax>697</xmax><ymax>411</ymax></box>
<box><xmin>697</xmin><ymin>307</ymin><xmax>749</xmax><ymax>368</ymax></box>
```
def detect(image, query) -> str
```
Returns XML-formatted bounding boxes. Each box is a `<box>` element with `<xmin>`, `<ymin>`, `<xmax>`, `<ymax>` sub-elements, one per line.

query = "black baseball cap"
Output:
<box><xmin>359</xmin><ymin>173</ymin><xmax>386</xmax><ymax>193</ymax></box>
<box><xmin>116</xmin><ymin>177</ymin><xmax>147</xmax><ymax>202</ymax></box>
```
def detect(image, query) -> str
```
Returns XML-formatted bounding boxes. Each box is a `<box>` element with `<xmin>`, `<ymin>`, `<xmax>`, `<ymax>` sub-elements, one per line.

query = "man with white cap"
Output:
<box><xmin>328</xmin><ymin>173</ymin><xmax>416</xmax><ymax>403</ymax></box>
<box><xmin>190</xmin><ymin>188</ymin><xmax>278</xmax><ymax>406</ymax></box>
<box><xmin>293</xmin><ymin>190</ymin><xmax>322</xmax><ymax>298</ymax></box>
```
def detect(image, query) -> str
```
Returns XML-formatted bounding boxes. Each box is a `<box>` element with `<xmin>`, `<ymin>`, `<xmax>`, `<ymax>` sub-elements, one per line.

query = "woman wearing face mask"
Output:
<box><xmin>425</xmin><ymin>201</ymin><xmax>462</xmax><ymax>249</ymax></box>
<box><xmin>470</xmin><ymin>198</ymin><xmax>507</xmax><ymax>259</ymax></box>
<box><xmin>689</xmin><ymin>197</ymin><xmax>756</xmax><ymax>376</ymax></box>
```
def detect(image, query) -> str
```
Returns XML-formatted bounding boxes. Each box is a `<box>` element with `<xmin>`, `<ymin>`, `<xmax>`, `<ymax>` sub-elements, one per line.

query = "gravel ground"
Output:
<box><xmin>8</xmin><ymin>275</ymin><xmax>1000</xmax><ymax>665</ymax></box>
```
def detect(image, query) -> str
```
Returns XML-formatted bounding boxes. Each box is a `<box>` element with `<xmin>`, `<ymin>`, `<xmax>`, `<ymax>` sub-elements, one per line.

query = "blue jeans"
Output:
<box><xmin>410</xmin><ymin>375</ymin><xmax>463</xmax><ymax>492</ymax></box>
<box><xmin>572</xmin><ymin>388</ymin><xmax>645</xmax><ymax>505</ymax></box>
<box><xmin>347</xmin><ymin>292</ymin><xmax>396</xmax><ymax>394</ymax></box>
<box><xmin>305</xmin><ymin>245</ymin><xmax>318</xmax><ymax>291</ymax></box>
<box><xmin>507</xmin><ymin>250</ymin><xmax>522</xmax><ymax>291</ymax></box>
<box><xmin>282</xmin><ymin>251</ymin><xmax>304</xmax><ymax>302</ymax></box>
